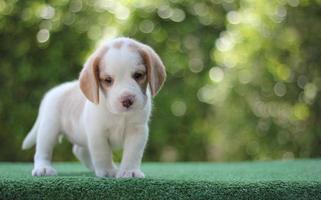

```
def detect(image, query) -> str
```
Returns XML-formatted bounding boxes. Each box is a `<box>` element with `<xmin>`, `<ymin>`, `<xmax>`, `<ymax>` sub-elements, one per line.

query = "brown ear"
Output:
<box><xmin>79</xmin><ymin>46</ymin><xmax>107</xmax><ymax>104</ymax></box>
<box><xmin>139</xmin><ymin>45</ymin><xmax>166</xmax><ymax>97</ymax></box>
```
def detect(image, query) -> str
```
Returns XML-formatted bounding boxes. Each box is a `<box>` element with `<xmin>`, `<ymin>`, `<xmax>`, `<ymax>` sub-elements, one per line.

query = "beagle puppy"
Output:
<box><xmin>22</xmin><ymin>37</ymin><xmax>166</xmax><ymax>178</ymax></box>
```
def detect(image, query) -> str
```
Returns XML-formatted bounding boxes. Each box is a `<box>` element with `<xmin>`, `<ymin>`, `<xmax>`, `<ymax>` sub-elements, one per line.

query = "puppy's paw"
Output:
<box><xmin>32</xmin><ymin>165</ymin><xmax>57</xmax><ymax>176</ymax></box>
<box><xmin>95</xmin><ymin>168</ymin><xmax>118</xmax><ymax>178</ymax></box>
<box><xmin>116</xmin><ymin>169</ymin><xmax>145</xmax><ymax>178</ymax></box>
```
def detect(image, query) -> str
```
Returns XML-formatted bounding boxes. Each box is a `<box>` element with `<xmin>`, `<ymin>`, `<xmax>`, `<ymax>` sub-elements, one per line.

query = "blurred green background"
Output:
<box><xmin>0</xmin><ymin>0</ymin><xmax>321</xmax><ymax>162</ymax></box>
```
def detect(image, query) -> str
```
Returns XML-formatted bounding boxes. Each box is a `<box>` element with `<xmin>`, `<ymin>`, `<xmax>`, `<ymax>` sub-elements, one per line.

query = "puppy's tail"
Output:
<box><xmin>22</xmin><ymin>117</ymin><xmax>39</xmax><ymax>150</ymax></box>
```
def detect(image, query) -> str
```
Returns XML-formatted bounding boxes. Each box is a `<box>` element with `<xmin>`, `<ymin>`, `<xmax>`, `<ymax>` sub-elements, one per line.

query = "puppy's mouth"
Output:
<box><xmin>108</xmin><ymin>104</ymin><xmax>136</xmax><ymax>115</ymax></box>
<box><xmin>121</xmin><ymin>106</ymin><xmax>134</xmax><ymax>112</ymax></box>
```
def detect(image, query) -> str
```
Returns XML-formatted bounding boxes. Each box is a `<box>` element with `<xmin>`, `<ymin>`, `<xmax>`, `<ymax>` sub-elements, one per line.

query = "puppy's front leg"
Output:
<box><xmin>117</xmin><ymin>125</ymin><xmax>148</xmax><ymax>178</ymax></box>
<box><xmin>87</xmin><ymin>128</ymin><xmax>117</xmax><ymax>177</ymax></box>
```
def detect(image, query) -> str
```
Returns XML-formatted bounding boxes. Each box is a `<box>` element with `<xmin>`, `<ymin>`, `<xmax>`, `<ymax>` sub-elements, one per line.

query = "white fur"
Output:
<box><xmin>22</xmin><ymin>38</ymin><xmax>164</xmax><ymax>178</ymax></box>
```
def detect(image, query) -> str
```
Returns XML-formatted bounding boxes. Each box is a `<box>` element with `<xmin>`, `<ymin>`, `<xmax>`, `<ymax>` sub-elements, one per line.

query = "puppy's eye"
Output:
<box><xmin>102</xmin><ymin>76</ymin><xmax>113</xmax><ymax>86</ymax></box>
<box><xmin>133</xmin><ymin>72</ymin><xmax>144</xmax><ymax>81</ymax></box>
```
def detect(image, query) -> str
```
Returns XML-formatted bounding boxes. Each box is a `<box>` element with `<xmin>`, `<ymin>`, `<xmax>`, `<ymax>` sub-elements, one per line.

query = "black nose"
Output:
<box><xmin>122</xmin><ymin>98</ymin><xmax>134</xmax><ymax>108</ymax></box>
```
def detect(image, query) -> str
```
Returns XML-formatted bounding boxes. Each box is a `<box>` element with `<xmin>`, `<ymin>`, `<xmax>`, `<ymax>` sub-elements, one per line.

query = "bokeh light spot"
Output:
<box><xmin>0</xmin><ymin>0</ymin><xmax>6</xmax><ymax>13</ymax></box>
<box><xmin>139</xmin><ymin>20</ymin><xmax>154</xmax><ymax>33</ymax></box>
<box><xmin>189</xmin><ymin>57</ymin><xmax>204</xmax><ymax>73</ymax></box>
<box><xmin>70</xmin><ymin>0</ymin><xmax>83</xmax><ymax>13</ymax></box>
<box><xmin>36</xmin><ymin>29</ymin><xmax>50</xmax><ymax>43</ymax></box>
<box><xmin>304</xmin><ymin>83</ymin><xmax>317</xmax><ymax>102</ymax></box>
<box><xmin>171</xmin><ymin>100</ymin><xmax>187</xmax><ymax>117</ymax></box>
<box><xmin>215</xmin><ymin>31</ymin><xmax>235</xmax><ymax>52</ymax></box>
<box><xmin>287</xmin><ymin>0</ymin><xmax>300</xmax><ymax>7</ymax></box>
<box><xmin>293</xmin><ymin>103</ymin><xmax>310</xmax><ymax>120</ymax></box>
<box><xmin>115</xmin><ymin>5</ymin><xmax>130</xmax><ymax>20</ymax></box>
<box><xmin>227</xmin><ymin>11</ymin><xmax>240</xmax><ymax>24</ymax></box>
<box><xmin>297</xmin><ymin>75</ymin><xmax>308</xmax><ymax>89</ymax></box>
<box><xmin>157</xmin><ymin>5</ymin><xmax>172</xmax><ymax>19</ymax></box>
<box><xmin>193</xmin><ymin>3</ymin><xmax>208</xmax><ymax>17</ymax></box>
<box><xmin>40</xmin><ymin>5</ymin><xmax>55</xmax><ymax>20</ymax></box>
<box><xmin>87</xmin><ymin>26</ymin><xmax>102</xmax><ymax>40</ymax></box>
<box><xmin>170</xmin><ymin>8</ymin><xmax>185</xmax><ymax>22</ymax></box>
<box><xmin>238</xmin><ymin>69</ymin><xmax>252</xmax><ymax>84</ymax></box>
<box><xmin>274</xmin><ymin>82</ymin><xmax>287</xmax><ymax>97</ymax></box>
<box><xmin>209</xmin><ymin>67</ymin><xmax>224</xmax><ymax>83</ymax></box>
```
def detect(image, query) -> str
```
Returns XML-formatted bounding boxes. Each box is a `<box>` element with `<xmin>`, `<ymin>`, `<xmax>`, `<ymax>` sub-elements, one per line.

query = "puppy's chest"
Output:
<box><xmin>104</xmin><ymin>112</ymin><xmax>147</xmax><ymax>149</ymax></box>
<box><xmin>106</xmin><ymin>118</ymin><xmax>127</xmax><ymax>149</ymax></box>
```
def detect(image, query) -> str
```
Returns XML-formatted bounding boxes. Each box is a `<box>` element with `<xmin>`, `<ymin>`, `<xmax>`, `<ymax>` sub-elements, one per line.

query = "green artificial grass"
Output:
<box><xmin>1</xmin><ymin>159</ymin><xmax>321</xmax><ymax>199</ymax></box>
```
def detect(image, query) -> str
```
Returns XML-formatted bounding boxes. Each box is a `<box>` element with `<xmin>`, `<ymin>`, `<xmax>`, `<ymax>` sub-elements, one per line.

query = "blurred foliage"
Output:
<box><xmin>211</xmin><ymin>0</ymin><xmax>321</xmax><ymax>160</ymax></box>
<box><xmin>0</xmin><ymin>0</ymin><xmax>320</xmax><ymax>162</ymax></box>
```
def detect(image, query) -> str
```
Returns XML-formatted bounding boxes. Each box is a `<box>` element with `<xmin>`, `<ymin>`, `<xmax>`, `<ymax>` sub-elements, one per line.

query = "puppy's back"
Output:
<box><xmin>22</xmin><ymin>80</ymin><xmax>85</xmax><ymax>149</ymax></box>
<box><xmin>60</xmin><ymin>81</ymin><xmax>86</xmax><ymax>117</ymax></box>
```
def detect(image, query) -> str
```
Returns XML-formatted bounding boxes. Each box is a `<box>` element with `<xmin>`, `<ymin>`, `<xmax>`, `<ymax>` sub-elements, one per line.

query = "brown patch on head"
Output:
<box><xmin>127</xmin><ymin>42</ymin><xmax>139</xmax><ymax>52</ymax></box>
<box><xmin>113</xmin><ymin>40</ymin><xmax>124</xmax><ymax>49</ymax></box>
<box><xmin>127</xmin><ymin>42</ymin><xmax>149</xmax><ymax>95</ymax></box>
<box><xmin>127</xmin><ymin>41</ymin><xmax>166</xmax><ymax>96</ymax></box>
<box><xmin>134</xmin><ymin>44</ymin><xmax>166</xmax><ymax>97</ymax></box>
<box><xmin>127</xmin><ymin>42</ymin><xmax>136</xmax><ymax>48</ymax></box>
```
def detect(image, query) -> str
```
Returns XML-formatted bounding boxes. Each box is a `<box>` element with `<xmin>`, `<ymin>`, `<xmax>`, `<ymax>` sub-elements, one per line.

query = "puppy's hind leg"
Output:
<box><xmin>32</xmin><ymin>112</ymin><xmax>60</xmax><ymax>176</ymax></box>
<box><xmin>73</xmin><ymin>145</ymin><xmax>94</xmax><ymax>171</ymax></box>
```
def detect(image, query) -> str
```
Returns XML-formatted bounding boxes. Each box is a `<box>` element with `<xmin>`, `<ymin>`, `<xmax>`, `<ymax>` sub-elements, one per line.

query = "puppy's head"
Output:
<box><xmin>79</xmin><ymin>38</ymin><xmax>166</xmax><ymax>114</ymax></box>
